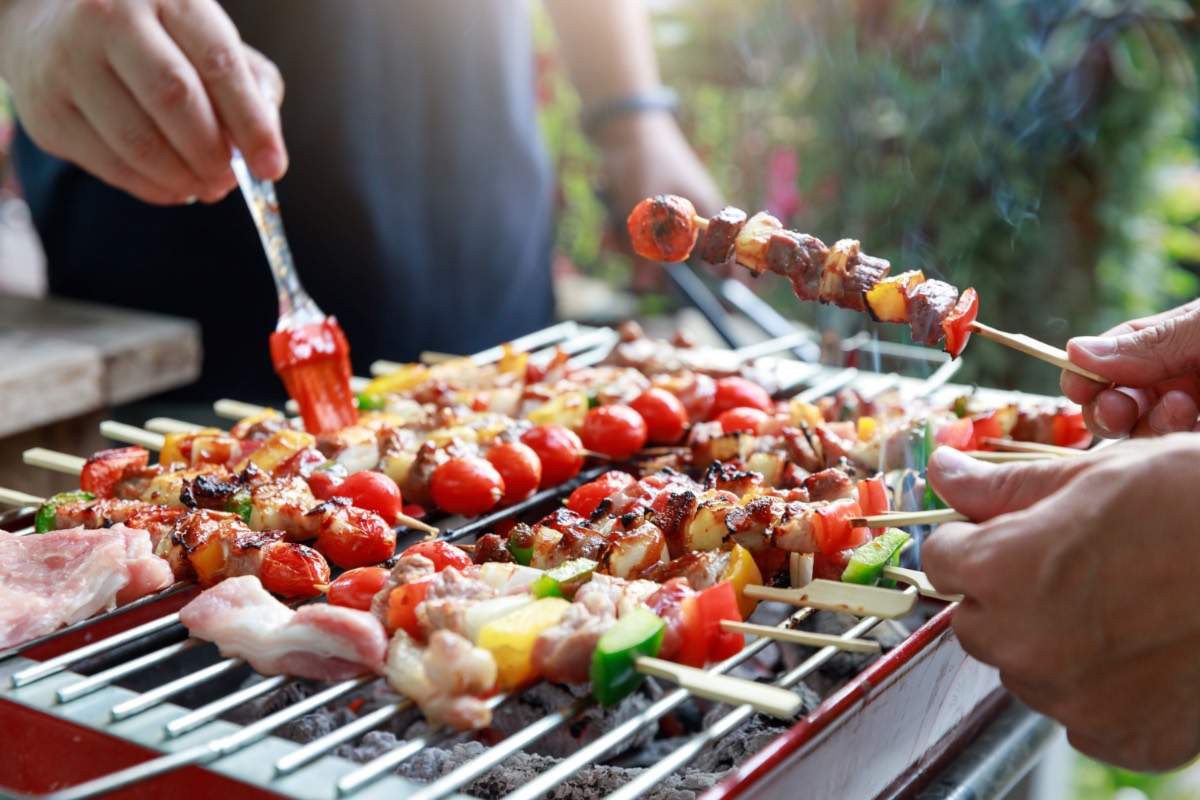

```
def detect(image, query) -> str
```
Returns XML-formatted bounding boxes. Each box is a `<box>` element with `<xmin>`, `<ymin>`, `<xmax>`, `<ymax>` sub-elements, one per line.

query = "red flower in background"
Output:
<box><xmin>766</xmin><ymin>148</ymin><xmax>803</xmax><ymax>223</ymax></box>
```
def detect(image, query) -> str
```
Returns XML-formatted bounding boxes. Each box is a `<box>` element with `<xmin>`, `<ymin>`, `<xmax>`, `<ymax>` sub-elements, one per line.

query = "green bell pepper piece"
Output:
<box><xmin>506</xmin><ymin>525</ymin><xmax>534</xmax><ymax>566</ymax></box>
<box><xmin>530</xmin><ymin>558</ymin><xmax>599</xmax><ymax>599</ymax></box>
<box><xmin>34</xmin><ymin>491</ymin><xmax>97</xmax><ymax>533</ymax></box>
<box><xmin>590</xmin><ymin>606</ymin><xmax>664</xmax><ymax>707</ymax></box>
<box><xmin>842</xmin><ymin>528</ymin><xmax>910</xmax><ymax>587</ymax></box>
<box><xmin>357</xmin><ymin>393</ymin><xmax>385</xmax><ymax>411</ymax></box>
<box><xmin>227</xmin><ymin>489</ymin><xmax>254</xmax><ymax>525</ymax></box>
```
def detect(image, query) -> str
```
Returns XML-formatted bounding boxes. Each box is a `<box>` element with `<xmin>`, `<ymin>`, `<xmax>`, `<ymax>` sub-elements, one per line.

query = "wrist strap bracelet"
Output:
<box><xmin>581</xmin><ymin>87</ymin><xmax>680</xmax><ymax>137</ymax></box>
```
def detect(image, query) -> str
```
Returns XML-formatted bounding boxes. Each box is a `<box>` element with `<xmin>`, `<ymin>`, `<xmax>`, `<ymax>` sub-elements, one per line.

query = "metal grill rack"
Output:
<box><xmin>0</xmin><ymin>321</ymin><xmax>1010</xmax><ymax>800</ymax></box>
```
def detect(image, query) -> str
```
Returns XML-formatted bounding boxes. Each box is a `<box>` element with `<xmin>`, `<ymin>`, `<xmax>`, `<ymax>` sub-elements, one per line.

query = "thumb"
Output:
<box><xmin>927</xmin><ymin>447</ymin><xmax>1092</xmax><ymax>521</ymax></box>
<box><xmin>1068</xmin><ymin>306</ymin><xmax>1200</xmax><ymax>388</ymax></box>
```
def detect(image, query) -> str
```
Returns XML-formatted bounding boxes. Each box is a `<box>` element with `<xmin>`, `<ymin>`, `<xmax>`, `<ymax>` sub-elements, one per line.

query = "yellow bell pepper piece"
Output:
<box><xmin>864</xmin><ymin>270</ymin><xmax>924</xmax><ymax>324</ymax></box>
<box><xmin>722</xmin><ymin>544</ymin><xmax>765</xmax><ymax>619</ymax></box>
<box><xmin>527</xmin><ymin>391</ymin><xmax>589</xmax><ymax>432</ymax></box>
<box><xmin>477</xmin><ymin>597</ymin><xmax>570</xmax><ymax>689</ymax></box>
<box><xmin>788</xmin><ymin>400</ymin><xmax>825</xmax><ymax>429</ymax></box>
<box><xmin>235</xmin><ymin>429</ymin><xmax>317</xmax><ymax>474</ymax></box>
<box><xmin>361</xmin><ymin>364</ymin><xmax>430</xmax><ymax>397</ymax></box>
<box><xmin>856</xmin><ymin>416</ymin><xmax>877</xmax><ymax>442</ymax></box>
<box><xmin>159</xmin><ymin>429</ymin><xmax>223</xmax><ymax>466</ymax></box>
<box><xmin>497</xmin><ymin>343</ymin><xmax>529</xmax><ymax>378</ymax></box>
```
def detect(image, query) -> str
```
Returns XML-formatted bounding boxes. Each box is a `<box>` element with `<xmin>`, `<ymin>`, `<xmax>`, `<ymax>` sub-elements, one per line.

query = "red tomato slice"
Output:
<box><xmin>934</xmin><ymin>417</ymin><xmax>975</xmax><ymax>450</ymax></box>
<box><xmin>856</xmin><ymin>475</ymin><xmax>889</xmax><ymax>518</ymax></box>
<box><xmin>716</xmin><ymin>407</ymin><xmax>770</xmax><ymax>435</ymax></box>
<box><xmin>430</xmin><ymin>457</ymin><xmax>505</xmax><ymax>516</ymax></box>
<box><xmin>486</xmin><ymin>442</ymin><xmax>543</xmax><ymax>506</ymax></box>
<box><xmin>942</xmin><ymin>287</ymin><xmax>979</xmax><ymax>359</ymax></box>
<box><xmin>80</xmin><ymin>446</ymin><xmax>149</xmax><ymax>498</ymax></box>
<box><xmin>259</xmin><ymin>542</ymin><xmax>331</xmax><ymax>598</ymax></box>
<box><xmin>385</xmin><ymin>576</ymin><xmax>436</xmax><ymax>640</ymax></box>
<box><xmin>326</xmin><ymin>566</ymin><xmax>390</xmax><ymax>610</ymax></box>
<box><xmin>581</xmin><ymin>405</ymin><xmax>649</xmax><ymax>461</ymax></box>
<box><xmin>970</xmin><ymin>412</ymin><xmax>1005</xmax><ymax>451</ymax></box>
<box><xmin>337</xmin><ymin>471</ymin><xmax>404</xmax><ymax>525</ymax></box>
<box><xmin>812</xmin><ymin>501</ymin><xmax>868</xmax><ymax>554</ymax></box>
<box><xmin>629</xmin><ymin>388</ymin><xmax>689</xmax><ymax>444</ymax></box>
<box><xmin>520</xmin><ymin>424</ymin><xmax>585</xmax><ymax>488</ymax></box>
<box><xmin>400</xmin><ymin>540</ymin><xmax>474</xmax><ymax>572</ymax></box>
<box><xmin>1052</xmin><ymin>408</ymin><xmax>1092</xmax><ymax>449</ymax></box>
<box><xmin>711</xmin><ymin>377</ymin><xmax>773</xmax><ymax>417</ymax></box>
<box><xmin>676</xmin><ymin>595</ymin><xmax>709</xmax><ymax>668</ymax></box>
<box><xmin>565</xmin><ymin>471</ymin><xmax>636</xmax><ymax>518</ymax></box>
<box><xmin>697</xmin><ymin>582</ymin><xmax>744</xmax><ymax>662</ymax></box>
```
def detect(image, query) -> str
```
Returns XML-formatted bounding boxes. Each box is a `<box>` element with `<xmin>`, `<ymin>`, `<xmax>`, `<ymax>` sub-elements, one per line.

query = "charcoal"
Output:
<box><xmin>275</xmin><ymin>708</ymin><xmax>357</xmax><ymax>744</ymax></box>
<box><xmin>488</xmin><ymin>681</ymin><xmax>658</xmax><ymax>759</ymax></box>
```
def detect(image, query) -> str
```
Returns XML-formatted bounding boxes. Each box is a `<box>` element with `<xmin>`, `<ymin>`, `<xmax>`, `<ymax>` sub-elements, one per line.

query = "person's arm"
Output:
<box><xmin>0</xmin><ymin>0</ymin><xmax>285</xmax><ymax>205</ymax></box>
<box><xmin>543</xmin><ymin>1</ymin><xmax>721</xmax><ymax>288</ymax></box>
<box><xmin>921</xmin><ymin>440</ymin><xmax>1200</xmax><ymax>772</ymax></box>
<box><xmin>1061</xmin><ymin>299</ymin><xmax>1200</xmax><ymax>438</ymax></box>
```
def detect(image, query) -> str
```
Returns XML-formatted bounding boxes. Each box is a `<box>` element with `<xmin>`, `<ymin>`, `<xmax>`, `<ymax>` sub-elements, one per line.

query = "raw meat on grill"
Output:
<box><xmin>179</xmin><ymin>576</ymin><xmax>388</xmax><ymax>681</ymax></box>
<box><xmin>0</xmin><ymin>525</ymin><xmax>172</xmax><ymax>649</ymax></box>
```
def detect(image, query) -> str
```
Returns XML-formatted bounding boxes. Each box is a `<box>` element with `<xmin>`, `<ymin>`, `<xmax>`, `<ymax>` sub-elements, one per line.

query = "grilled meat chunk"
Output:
<box><xmin>697</xmin><ymin>206</ymin><xmax>748</xmax><ymax>265</ymax></box>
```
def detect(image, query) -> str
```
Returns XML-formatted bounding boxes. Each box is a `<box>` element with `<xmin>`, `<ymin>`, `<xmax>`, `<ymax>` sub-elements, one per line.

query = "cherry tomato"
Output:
<box><xmin>566</xmin><ymin>471</ymin><xmax>636</xmax><ymax>517</ymax></box>
<box><xmin>710</xmin><ymin>377</ymin><xmax>773</xmax><ymax>418</ymax></box>
<box><xmin>307</xmin><ymin>471</ymin><xmax>343</xmax><ymax>501</ymax></box>
<box><xmin>626</xmin><ymin>195</ymin><xmax>700</xmax><ymax>263</ymax></box>
<box><xmin>336</xmin><ymin>471</ymin><xmax>404</xmax><ymax>525</ymax></box>
<box><xmin>80</xmin><ymin>446</ymin><xmax>150</xmax><ymax>498</ymax></box>
<box><xmin>326</xmin><ymin>566</ymin><xmax>390</xmax><ymax>610</ymax></box>
<box><xmin>316</xmin><ymin>504</ymin><xmax>398</xmax><ymax>568</ymax></box>
<box><xmin>581</xmin><ymin>405</ymin><xmax>648</xmax><ymax>461</ymax></box>
<box><xmin>400</xmin><ymin>540</ymin><xmax>475</xmax><ymax>572</ymax></box>
<box><xmin>629</xmin><ymin>388</ymin><xmax>689</xmax><ymax>444</ymax></box>
<box><xmin>430</xmin><ymin>457</ymin><xmax>505</xmax><ymax>516</ymax></box>
<box><xmin>716</xmin><ymin>406</ymin><xmax>770</xmax><ymax>435</ymax></box>
<box><xmin>520</xmin><ymin>424</ymin><xmax>585</xmax><ymax>488</ymax></box>
<box><xmin>259</xmin><ymin>542</ymin><xmax>331</xmax><ymax>598</ymax></box>
<box><xmin>485</xmin><ymin>442</ymin><xmax>543</xmax><ymax>506</ymax></box>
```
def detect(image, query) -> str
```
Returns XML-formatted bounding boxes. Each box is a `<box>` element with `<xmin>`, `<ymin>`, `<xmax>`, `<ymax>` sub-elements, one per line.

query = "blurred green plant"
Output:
<box><xmin>542</xmin><ymin>1</ymin><xmax>1200</xmax><ymax>392</ymax></box>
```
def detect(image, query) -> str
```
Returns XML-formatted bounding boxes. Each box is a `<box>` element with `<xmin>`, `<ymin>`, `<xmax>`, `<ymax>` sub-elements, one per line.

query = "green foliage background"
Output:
<box><xmin>544</xmin><ymin>0</ymin><xmax>1200</xmax><ymax>393</ymax></box>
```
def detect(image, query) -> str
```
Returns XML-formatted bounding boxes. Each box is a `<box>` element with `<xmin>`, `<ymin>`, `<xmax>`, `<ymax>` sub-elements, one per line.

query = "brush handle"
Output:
<box><xmin>230</xmin><ymin>148</ymin><xmax>323</xmax><ymax>330</ymax></box>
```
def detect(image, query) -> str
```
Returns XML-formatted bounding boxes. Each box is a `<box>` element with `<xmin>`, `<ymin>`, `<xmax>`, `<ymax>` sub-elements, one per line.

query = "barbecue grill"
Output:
<box><xmin>0</xmin><ymin>320</ymin><xmax>1060</xmax><ymax>800</ymax></box>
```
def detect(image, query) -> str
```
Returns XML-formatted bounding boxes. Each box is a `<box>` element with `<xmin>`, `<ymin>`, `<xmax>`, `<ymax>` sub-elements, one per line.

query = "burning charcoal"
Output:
<box><xmin>489</xmin><ymin>682</ymin><xmax>657</xmax><ymax>759</ymax></box>
<box><xmin>693</xmin><ymin>714</ymin><xmax>793</xmax><ymax>773</ymax></box>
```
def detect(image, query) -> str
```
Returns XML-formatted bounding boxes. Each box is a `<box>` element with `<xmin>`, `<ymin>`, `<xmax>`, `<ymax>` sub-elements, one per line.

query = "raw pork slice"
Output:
<box><xmin>179</xmin><ymin>576</ymin><xmax>387</xmax><ymax>681</ymax></box>
<box><xmin>0</xmin><ymin>525</ymin><xmax>173</xmax><ymax>649</ymax></box>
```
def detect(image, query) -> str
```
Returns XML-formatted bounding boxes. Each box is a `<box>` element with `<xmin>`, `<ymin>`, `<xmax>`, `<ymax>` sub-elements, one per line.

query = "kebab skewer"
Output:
<box><xmin>627</xmin><ymin>195</ymin><xmax>1106</xmax><ymax>382</ymax></box>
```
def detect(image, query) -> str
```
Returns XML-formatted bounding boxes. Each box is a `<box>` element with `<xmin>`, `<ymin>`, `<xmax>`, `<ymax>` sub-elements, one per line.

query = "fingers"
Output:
<box><xmin>244</xmin><ymin>45</ymin><xmax>285</xmax><ymax>108</ymax></box>
<box><xmin>161</xmin><ymin>0</ymin><xmax>287</xmax><ymax>180</ymax></box>
<box><xmin>71</xmin><ymin>63</ymin><xmax>207</xmax><ymax>202</ymax></box>
<box><xmin>919</xmin><ymin>521</ymin><xmax>980</xmax><ymax>598</ymax></box>
<box><xmin>925</xmin><ymin>447</ymin><xmax>1091</xmax><ymax>521</ymax></box>
<box><xmin>1067</xmin><ymin>303</ymin><xmax>1200</xmax><ymax>388</ymax></box>
<box><xmin>1131</xmin><ymin>389</ymin><xmax>1199</xmax><ymax>439</ymax></box>
<box><xmin>1087</xmin><ymin>387</ymin><xmax>1144</xmax><ymax>438</ymax></box>
<box><xmin>52</xmin><ymin>104</ymin><xmax>185</xmax><ymax>205</ymax></box>
<box><xmin>104</xmin><ymin>11</ymin><xmax>232</xmax><ymax>198</ymax></box>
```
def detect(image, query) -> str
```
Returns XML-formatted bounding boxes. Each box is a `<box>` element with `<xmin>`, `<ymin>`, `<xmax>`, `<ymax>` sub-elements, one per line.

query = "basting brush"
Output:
<box><xmin>231</xmin><ymin>149</ymin><xmax>359</xmax><ymax>435</ymax></box>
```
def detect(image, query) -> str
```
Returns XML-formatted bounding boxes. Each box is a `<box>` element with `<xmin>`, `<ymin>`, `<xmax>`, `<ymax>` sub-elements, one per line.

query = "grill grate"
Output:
<box><xmin>1</xmin><ymin>322</ymin><xmax>972</xmax><ymax>800</ymax></box>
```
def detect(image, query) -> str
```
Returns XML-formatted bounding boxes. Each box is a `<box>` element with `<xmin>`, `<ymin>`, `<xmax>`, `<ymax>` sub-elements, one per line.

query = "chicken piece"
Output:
<box><xmin>803</xmin><ymin>468</ymin><xmax>856</xmax><ymax>503</ymax></box>
<box><xmin>179</xmin><ymin>576</ymin><xmax>387</xmax><ymax>682</ymax></box>
<box><xmin>531</xmin><ymin>590</ymin><xmax>617</xmax><ymax>685</ymax></box>
<box><xmin>0</xmin><ymin>525</ymin><xmax>172</xmax><ymax>649</ymax></box>
<box><xmin>52</xmin><ymin>497</ymin><xmax>150</xmax><ymax>531</ymax></box>
<box><xmin>384</xmin><ymin>629</ymin><xmax>498</xmax><ymax>731</ymax></box>
<box><xmin>604</xmin><ymin>522</ymin><xmax>666</xmax><ymax>580</ymax></box>
<box><xmin>250</xmin><ymin>477</ymin><xmax>319</xmax><ymax>541</ymax></box>
<box><xmin>160</xmin><ymin>510</ymin><xmax>284</xmax><ymax>585</ymax></box>
<box><xmin>119</xmin><ymin>464</ymin><xmax>232</xmax><ymax>507</ymax></box>
<box><xmin>419</xmin><ymin>567</ymin><xmax>500</xmax><ymax>638</ymax></box>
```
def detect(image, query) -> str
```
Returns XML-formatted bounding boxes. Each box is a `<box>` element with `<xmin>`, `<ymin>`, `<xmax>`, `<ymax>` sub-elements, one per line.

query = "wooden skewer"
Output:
<box><xmin>981</xmin><ymin>438</ymin><xmax>1085</xmax><ymax>457</ymax></box>
<box><xmin>634</xmin><ymin>656</ymin><xmax>803</xmax><ymax>720</ymax></box>
<box><xmin>0</xmin><ymin>487</ymin><xmax>45</xmax><ymax>507</ymax></box>
<box><xmin>144</xmin><ymin>417</ymin><xmax>219</xmax><ymax>435</ymax></box>
<box><xmin>419</xmin><ymin>351</ymin><xmax>463</xmax><ymax>365</ymax></box>
<box><xmin>23</xmin><ymin>448</ymin><xmax>85</xmax><ymax>475</ymax></box>
<box><xmin>962</xmin><ymin>451</ymin><xmax>1057</xmax><ymax>463</ymax></box>
<box><xmin>25</xmin><ymin>441</ymin><xmax>441</xmax><ymax>537</ymax></box>
<box><xmin>214</xmin><ymin>398</ymin><xmax>271</xmax><ymax>420</ymax></box>
<box><xmin>720</xmin><ymin>621</ymin><xmax>881</xmax><ymax>654</ymax></box>
<box><xmin>99</xmin><ymin>421</ymin><xmax>166</xmax><ymax>451</ymax></box>
<box><xmin>969</xmin><ymin>321</ymin><xmax>1106</xmax><ymax>383</ymax></box>
<box><xmin>880</xmin><ymin>566</ymin><xmax>964</xmax><ymax>603</ymax></box>
<box><xmin>745</xmin><ymin>580</ymin><xmax>916</xmax><ymax>620</ymax></box>
<box><xmin>851</xmin><ymin>508</ymin><xmax>968</xmax><ymax>528</ymax></box>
